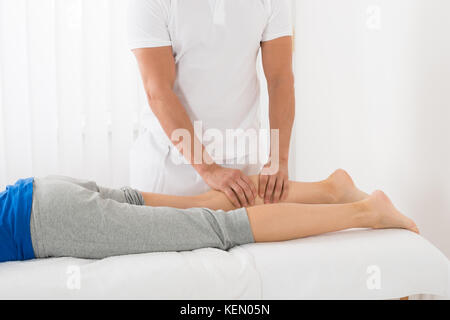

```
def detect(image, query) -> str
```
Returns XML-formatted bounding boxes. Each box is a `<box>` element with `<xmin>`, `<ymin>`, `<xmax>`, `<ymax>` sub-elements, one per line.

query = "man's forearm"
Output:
<box><xmin>146</xmin><ymin>88</ymin><xmax>215</xmax><ymax>175</ymax></box>
<box><xmin>133</xmin><ymin>47</ymin><xmax>256</xmax><ymax>206</ymax></box>
<box><xmin>268</xmin><ymin>77</ymin><xmax>295</xmax><ymax>163</ymax></box>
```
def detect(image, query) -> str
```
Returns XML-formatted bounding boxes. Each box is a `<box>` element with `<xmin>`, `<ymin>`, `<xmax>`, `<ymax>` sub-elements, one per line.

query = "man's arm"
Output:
<box><xmin>259</xmin><ymin>36</ymin><xmax>296</xmax><ymax>203</ymax></box>
<box><xmin>132</xmin><ymin>47</ymin><xmax>256</xmax><ymax>207</ymax></box>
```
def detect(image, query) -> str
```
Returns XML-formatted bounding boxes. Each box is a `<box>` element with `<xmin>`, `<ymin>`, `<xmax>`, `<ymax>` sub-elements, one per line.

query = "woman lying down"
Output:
<box><xmin>0</xmin><ymin>169</ymin><xmax>419</xmax><ymax>263</ymax></box>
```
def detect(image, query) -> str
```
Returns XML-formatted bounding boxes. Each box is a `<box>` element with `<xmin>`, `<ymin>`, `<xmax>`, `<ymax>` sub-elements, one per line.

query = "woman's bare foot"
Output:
<box><xmin>327</xmin><ymin>169</ymin><xmax>370</xmax><ymax>204</ymax></box>
<box><xmin>368</xmin><ymin>190</ymin><xmax>419</xmax><ymax>234</ymax></box>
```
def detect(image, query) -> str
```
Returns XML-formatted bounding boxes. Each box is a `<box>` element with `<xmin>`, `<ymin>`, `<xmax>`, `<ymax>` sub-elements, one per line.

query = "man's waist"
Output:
<box><xmin>140</xmin><ymin>112</ymin><xmax>261</xmax><ymax>134</ymax></box>
<box><xmin>139</xmin><ymin>113</ymin><xmax>264</xmax><ymax>161</ymax></box>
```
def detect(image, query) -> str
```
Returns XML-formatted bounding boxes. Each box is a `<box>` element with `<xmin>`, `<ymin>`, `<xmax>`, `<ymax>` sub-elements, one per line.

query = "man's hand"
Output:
<box><xmin>259</xmin><ymin>160</ymin><xmax>289</xmax><ymax>204</ymax></box>
<box><xmin>201</xmin><ymin>164</ymin><xmax>257</xmax><ymax>208</ymax></box>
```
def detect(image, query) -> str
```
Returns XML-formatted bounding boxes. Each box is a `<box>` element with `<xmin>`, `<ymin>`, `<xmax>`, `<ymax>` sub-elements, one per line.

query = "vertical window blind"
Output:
<box><xmin>0</xmin><ymin>0</ymin><xmax>146</xmax><ymax>189</ymax></box>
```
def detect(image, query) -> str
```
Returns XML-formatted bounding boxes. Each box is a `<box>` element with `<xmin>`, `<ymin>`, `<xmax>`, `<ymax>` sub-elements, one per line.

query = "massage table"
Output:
<box><xmin>0</xmin><ymin>228</ymin><xmax>448</xmax><ymax>300</ymax></box>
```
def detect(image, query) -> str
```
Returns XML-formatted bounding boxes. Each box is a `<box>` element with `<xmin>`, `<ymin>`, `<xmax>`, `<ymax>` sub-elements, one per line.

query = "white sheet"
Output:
<box><xmin>0</xmin><ymin>229</ymin><xmax>448</xmax><ymax>300</ymax></box>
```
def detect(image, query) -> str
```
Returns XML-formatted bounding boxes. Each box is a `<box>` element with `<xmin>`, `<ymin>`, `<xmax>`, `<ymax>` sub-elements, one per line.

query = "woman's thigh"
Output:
<box><xmin>30</xmin><ymin>178</ymin><xmax>254</xmax><ymax>260</ymax></box>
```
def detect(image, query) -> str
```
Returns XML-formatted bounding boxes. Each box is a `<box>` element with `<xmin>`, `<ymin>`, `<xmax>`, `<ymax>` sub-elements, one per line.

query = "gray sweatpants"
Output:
<box><xmin>30</xmin><ymin>176</ymin><xmax>254</xmax><ymax>260</ymax></box>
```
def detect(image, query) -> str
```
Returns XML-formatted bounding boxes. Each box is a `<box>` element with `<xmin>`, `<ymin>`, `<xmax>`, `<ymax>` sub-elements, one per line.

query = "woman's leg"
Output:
<box><xmin>141</xmin><ymin>169</ymin><xmax>369</xmax><ymax>211</ymax></box>
<box><xmin>246</xmin><ymin>190</ymin><xmax>419</xmax><ymax>243</ymax></box>
<box><xmin>31</xmin><ymin>178</ymin><xmax>418</xmax><ymax>261</ymax></box>
<box><xmin>283</xmin><ymin>169</ymin><xmax>370</xmax><ymax>204</ymax></box>
<box><xmin>30</xmin><ymin>177</ymin><xmax>254</xmax><ymax>259</ymax></box>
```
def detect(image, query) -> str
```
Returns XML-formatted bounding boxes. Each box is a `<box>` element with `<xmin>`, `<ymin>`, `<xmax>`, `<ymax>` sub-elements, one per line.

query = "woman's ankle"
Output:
<box><xmin>324</xmin><ymin>169</ymin><xmax>369</xmax><ymax>204</ymax></box>
<box><xmin>351</xmin><ymin>199</ymin><xmax>377</xmax><ymax>229</ymax></box>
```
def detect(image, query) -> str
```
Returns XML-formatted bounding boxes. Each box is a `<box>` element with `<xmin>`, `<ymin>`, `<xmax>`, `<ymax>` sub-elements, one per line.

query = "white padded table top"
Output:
<box><xmin>0</xmin><ymin>229</ymin><xmax>448</xmax><ymax>300</ymax></box>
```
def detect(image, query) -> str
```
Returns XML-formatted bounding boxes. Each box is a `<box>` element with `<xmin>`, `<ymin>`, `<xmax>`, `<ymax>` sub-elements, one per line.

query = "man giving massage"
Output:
<box><xmin>0</xmin><ymin>169</ymin><xmax>418</xmax><ymax>263</ymax></box>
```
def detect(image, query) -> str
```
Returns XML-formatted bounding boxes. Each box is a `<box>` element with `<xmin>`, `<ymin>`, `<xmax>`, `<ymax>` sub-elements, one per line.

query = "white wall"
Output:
<box><xmin>293</xmin><ymin>0</ymin><xmax>450</xmax><ymax>257</ymax></box>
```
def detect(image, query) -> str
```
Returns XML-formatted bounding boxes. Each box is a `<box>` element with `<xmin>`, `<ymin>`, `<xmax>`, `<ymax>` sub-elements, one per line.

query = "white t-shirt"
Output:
<box><xmin>128</xmin><ymin>0</ymin><xmax>292</xmax><ymax>160</ymax></box>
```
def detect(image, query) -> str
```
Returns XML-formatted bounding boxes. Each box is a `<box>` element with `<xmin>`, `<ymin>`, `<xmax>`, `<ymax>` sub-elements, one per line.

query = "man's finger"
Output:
<box><xmin>273</xmin><ymin>178</ymin><xmax>284</xmax><ymax>203</ymax></box>
<box><xmin>265</xmin><ymin>176</ymin><xmax>277</xmax><ymax>203</ymax></box>
<box><xmin>230</xmin><ymin>182</ymin><xmax>248</xmax><ymax>207</ymax></box>
<box><xmin>237</xmin><ymin>177</ymin><xmax>255</xmax><ymax>206</ymax></box>
<box><xmin>224</xmin><ymin>187</ymin><xmax>241</xmax><ymax>208</ymax></box>
<box><xmin>281</xmin><ymin>179</ymin><xmax>289</xmax><ymax>201</ymax></box>
<box><xmin>259</xmin><ymin>174</ymin><xmax>269</xmax><ymax>198</ymax></box>
<box><xmin>241</xmin><ymin>174</ymin><xmax>257</xmax><ymax>199</ymax></box>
